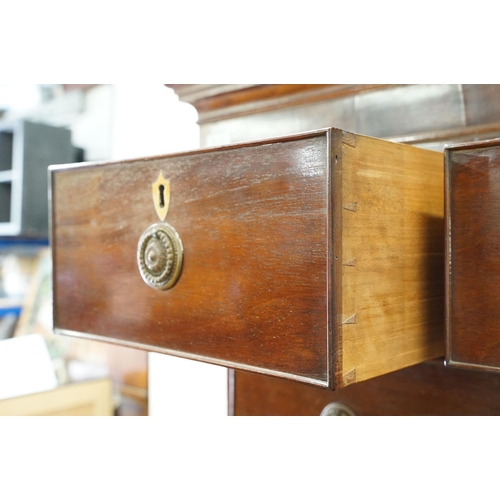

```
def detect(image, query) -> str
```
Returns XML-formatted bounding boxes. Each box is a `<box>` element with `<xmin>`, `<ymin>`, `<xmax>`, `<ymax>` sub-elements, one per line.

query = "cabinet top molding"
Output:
<box><xmin>166</xmin><ymin>84</ymin><xmax>397</xmax><ymax>124</ymax></box>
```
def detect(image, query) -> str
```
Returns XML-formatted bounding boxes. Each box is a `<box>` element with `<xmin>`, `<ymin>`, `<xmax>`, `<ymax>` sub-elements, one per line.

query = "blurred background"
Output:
<box><xmin>0</xmin><ymin>84</ymin><xmax>227</xmax><ymax>416</ymax></box>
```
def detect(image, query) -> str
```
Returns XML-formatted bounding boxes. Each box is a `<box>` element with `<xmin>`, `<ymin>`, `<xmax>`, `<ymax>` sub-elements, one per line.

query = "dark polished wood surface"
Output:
<box><xmin>446</xmin><ymin>139</ymin><xmax>500</xmax><ymax>372</ymax></box>
<box><xmin>52</xmin><ymin>131</ymin><xmax>332</xmax><ymax>384</ymax></box>
<box><xmin>231</xmin><ymin>361</ymin><xmax>500</xmax><ymax>416</ymax></box>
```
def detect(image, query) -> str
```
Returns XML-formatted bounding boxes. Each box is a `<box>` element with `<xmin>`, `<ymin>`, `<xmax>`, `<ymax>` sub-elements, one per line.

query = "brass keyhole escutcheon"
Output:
<box><xmin>137</xmin><ymin>222</ymin><xmax>183</xmax><ymax>290</ymax></box>
<box><xmin>152</xmin><ymin>172</ymin><xmax>170</xmax><ymax>222</ymax></box>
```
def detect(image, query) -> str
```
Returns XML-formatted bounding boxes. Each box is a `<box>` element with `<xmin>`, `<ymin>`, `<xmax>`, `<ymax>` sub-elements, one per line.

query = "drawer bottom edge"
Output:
<box><xmin>53</xmin><ymin>328</ymin><xmax>330</xmax><ymax>389</ymax></box>
<box><xmin>446</xmin><ymin>357</ymin><xmax>500</xmax><ymax>375</ymax></box>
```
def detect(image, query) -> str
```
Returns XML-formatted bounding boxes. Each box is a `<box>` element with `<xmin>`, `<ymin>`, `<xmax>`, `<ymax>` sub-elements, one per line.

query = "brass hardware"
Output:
<box><xmin>138</xmin><ymin>173</ymin><xmax>183</xmax><ymax>290</ymax></box>
<box><xmin>152</xmin><ymin>172</ymin><xmax>170</xmax><ymax>221</ymax></box>
<box><xmin>320</xmin><ymin>402</ymin><xmax>356</xmax><ymax>416</ymax></box>
<box><xmin>137</xmin><ymin>222</ymin><xmax>183</xmax><ymax>290</ymax></box>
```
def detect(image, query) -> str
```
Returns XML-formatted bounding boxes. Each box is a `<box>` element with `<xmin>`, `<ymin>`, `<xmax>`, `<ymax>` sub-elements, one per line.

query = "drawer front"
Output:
<box><xmin>446</xmin><ymin>139</ymin><xmax>500</xmax><ymax>372</ymax></box>
<box><xmin>51</xmin><ymin>131</ymin><xmax>332</xmax><ymax>386</ymax></box>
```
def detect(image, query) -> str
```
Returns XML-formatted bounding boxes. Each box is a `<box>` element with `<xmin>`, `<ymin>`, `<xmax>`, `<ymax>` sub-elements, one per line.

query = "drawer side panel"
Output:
<box><xmin>341</xmin><ymin>136</ymin><xmax>445</xmax><ymax>386</ymax></box>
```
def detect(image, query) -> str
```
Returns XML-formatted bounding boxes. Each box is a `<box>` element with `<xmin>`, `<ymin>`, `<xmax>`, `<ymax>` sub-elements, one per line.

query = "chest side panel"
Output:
<box><xmin>447</xmin><ymin>143</ymin><xmax>500</xmax><ymax>371</ymax></box>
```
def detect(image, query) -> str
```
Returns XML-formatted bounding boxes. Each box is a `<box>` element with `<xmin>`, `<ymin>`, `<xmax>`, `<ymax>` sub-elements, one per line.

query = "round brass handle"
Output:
<box><xmin>137</xmin><ymin>222</ymin><xmax>183</xmax><ymax>290</ymax></box>
<box><xmin>320</xmin><ymin>402</ymin><xmax>356</xmax><ymax>416</ymax></box>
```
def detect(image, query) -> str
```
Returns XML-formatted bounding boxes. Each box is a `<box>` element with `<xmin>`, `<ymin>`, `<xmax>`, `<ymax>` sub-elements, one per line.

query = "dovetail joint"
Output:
<box><xmin>343</xmin><ymin>202</ymin><xmax>358</xmax><ymax>212</ymax></box>
<box><xmin>343</xmin><ymin>314</ymin><xmax>357</xmax><ymax>325</ymax></box>
<box><xmin>342</xmin><ymin>132</ymin><xmax>357</xmax><ymax>148</ymax></box>
<box><xmin>343</xmin><ymin>258</ymin><xmax>356</xmax><ymax>267</ymax></box>
<box><xmin>343</xmin><ymin>368</ymin><xmax>357</xmax><ymax>386</ymax></box>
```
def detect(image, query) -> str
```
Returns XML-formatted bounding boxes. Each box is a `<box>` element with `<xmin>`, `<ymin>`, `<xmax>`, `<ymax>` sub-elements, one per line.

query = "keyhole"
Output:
<box><xmin>159</xmin><ymin>184</ymin><xmax>165</xmax><ymax>208</ymax></box>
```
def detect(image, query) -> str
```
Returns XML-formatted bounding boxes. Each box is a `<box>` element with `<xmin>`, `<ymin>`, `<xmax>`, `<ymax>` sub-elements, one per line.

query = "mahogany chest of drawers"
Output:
<box><xmin>50</xmin><ymin>127</ymin><xmax>444</xmax><ymax>390</ymax></box>
<box><xmin>446</xmin><ymin>139</ymin><xmax>500</xmax><ymax>373</ymax></box>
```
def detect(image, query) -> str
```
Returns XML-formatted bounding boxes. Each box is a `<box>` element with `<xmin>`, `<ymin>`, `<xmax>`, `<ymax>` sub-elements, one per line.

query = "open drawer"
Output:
<box><xmin>50</xmin><ymin>128</ymin><xmax>444</xmax><ymax>389</ymax></box>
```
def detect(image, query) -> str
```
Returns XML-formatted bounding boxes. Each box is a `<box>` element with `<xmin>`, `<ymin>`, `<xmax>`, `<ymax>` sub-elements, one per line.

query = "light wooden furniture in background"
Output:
<box><xmin>0</xmin><ymin>379</ymin><xmax>113</xmax><ymax>416</ymax></box>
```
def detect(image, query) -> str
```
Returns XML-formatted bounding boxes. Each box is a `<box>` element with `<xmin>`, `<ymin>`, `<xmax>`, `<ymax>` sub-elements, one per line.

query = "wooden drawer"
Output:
<box><xmin>445</xmin><ymin>139</ymin><xmax>500</xmax><ymax>372</ymax></box>
<box><xmin>50</xmin><ymin>128</ymin><xmax>444</xmax><ymax>390</ymax></box>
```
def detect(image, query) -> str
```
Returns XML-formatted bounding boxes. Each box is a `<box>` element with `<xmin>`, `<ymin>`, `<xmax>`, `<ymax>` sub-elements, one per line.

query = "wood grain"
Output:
<box><xmin>338</xmin><ymin>133</ymin><xmax>444</xmax><ymax>386</ymax></box>
<box><xmin>231</xmin><ymin>361</ymin><xmax>500</xmax><ymax>416</ymax></box>
<box><xmin>51</xmin><ymin>127</ymin><xmax>444</xmax><ymax>389</ymax></box>
<box><xmin>446</xmin><ymin>139</ymin><xmax>500</xmax><ymax>372</ymax></box>
<box><xmin>52</xmin><ymin>131</ymin><xmax>331</xmax><ymax>385</ymax></box>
